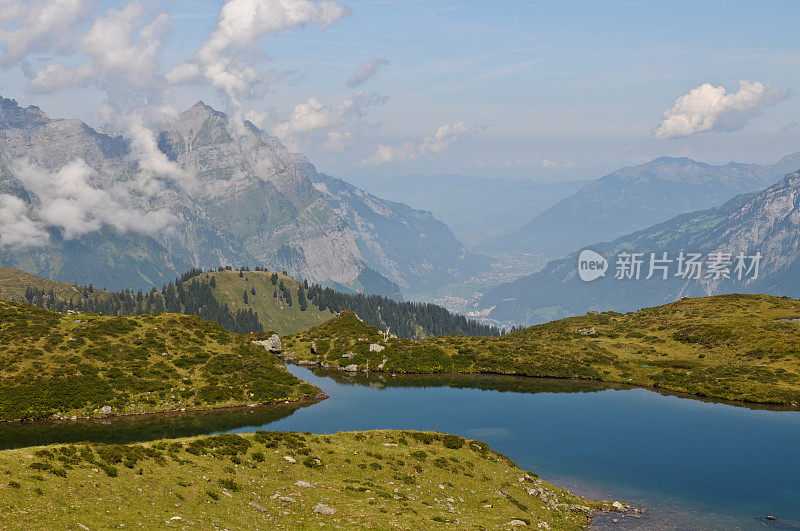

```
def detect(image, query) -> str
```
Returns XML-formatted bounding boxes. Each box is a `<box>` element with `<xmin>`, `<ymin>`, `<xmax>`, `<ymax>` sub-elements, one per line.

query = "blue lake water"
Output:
<box><xmin>2</xmin><ymin>366</ymin><xmax>799</xmax><ymax>529</ymax></box>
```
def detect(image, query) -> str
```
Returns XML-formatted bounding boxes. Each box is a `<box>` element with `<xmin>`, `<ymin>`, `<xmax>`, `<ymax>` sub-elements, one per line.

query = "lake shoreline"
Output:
<box><xmin>0</xmin><ymin>391</ymin><xmax>330</xmax><ymax>425</ymax></box>
<box><xmin>285</xmin><ymin>356</ymin><xmax>800</xmax><ymax>410</ymax></box>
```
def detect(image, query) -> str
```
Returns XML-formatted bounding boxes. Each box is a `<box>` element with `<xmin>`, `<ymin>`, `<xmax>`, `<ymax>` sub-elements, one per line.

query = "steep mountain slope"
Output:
<box><xmin>490</xmin><ymin>155</ymin><xmax>800</xmax><ymax>258</ymax></box>
<box><xmin>0</xmin><ymin>97</ymin><xmax>473</xmax><ymax>297</ymax></box>
<box><xmin>478</xmin><ymin>169</ymin><xmax>800</xmax><ymax>326</ymax></box>
<box><xmin>310</xmin><ymin>173</ymin><xmax>486</xmax><ymax>291</ymax></box>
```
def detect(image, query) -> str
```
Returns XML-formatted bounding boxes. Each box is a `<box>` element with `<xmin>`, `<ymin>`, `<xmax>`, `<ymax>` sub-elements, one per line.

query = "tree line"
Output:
<box><xmin>21</xmin><ymin>266</ymin><xmax>502</xmax><ymax>339</ymax></box>
<box><xmin>23</xmin><ymin>272</ymin><xmax>262</xmax><ymax>334</ymax></box>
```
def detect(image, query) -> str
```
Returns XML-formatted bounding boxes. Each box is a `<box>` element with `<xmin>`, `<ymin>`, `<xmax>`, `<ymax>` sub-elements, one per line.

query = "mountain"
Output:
<box><xmin>477</xmin><ymin>168</ymin><xmax>800</xmax><ymax>326</ymax></box>
<box><xmin>343</xmin><ymin>174</ymin><xmax>589</xmax><ymax>246</ymax></box>
<box><xmin>0</xmin><ymin>97</ymin><xmax>473</xmax><ymax>297</ymax></box>
<box><xmin>310</xmin><ymin>174</ymin><xmax>486</xmax><ymax>291</ymax></box>
<box><xmin>490</xmin><ymin>155</ymin><xmax>800</xmax><ymax>258</ymax></box>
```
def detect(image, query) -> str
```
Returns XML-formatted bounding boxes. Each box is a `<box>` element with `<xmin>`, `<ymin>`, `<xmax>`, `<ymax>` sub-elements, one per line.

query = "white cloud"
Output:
<box><xmin>10</xmin><ymin>158</ymin><xmax>176</xmax><ymax>241</ymax></box>
<box><xmin>346</xmin><ymin>57</ymin><xmax>388</xmax><ymax>88</ymax></box>
<box><xmin>29</xmin><ymin>2</ymin><xmax>170</xmax><ymax>92</ymax></box>
<box><xmin>540</xmin><ymin>159</ymin><xmax>575</xmax><ymax>169</ymax></box>
<box><xmin>323</xmin><ymin>131</ymin><xmax>351</xmax><ymax>152</ymax></box>
<box><xmin>272</xmin><ymin>91</ymin><xmax>387</xmax><ymax>151</ymax></box>
<box><xmin>0</xmin><ymin>194</ymin><xmax>49</xmax><ymax>249</ymax></box>
<box><xmin>363</xmin><ymin>122</ymin><xmax>475</xmax><ymax>165</ymax></box>
<box><xmin>0</xmin><ymin>0</ymin><xmax>96</xmax><ymax>64</ymax></box>
<box><xmin>654</xmin><ymin>80</ymin><xmax>788</xmax><ymax>139</ymax></box>
<box><xmin>167</xmin><ymin>0</ymin><xmax>350</xmax><ymax>110</ymax></box>
<box><xmin>125</xmin><ymin>116</ymin><xmax>198</xmax><ymax>193</ymax></box>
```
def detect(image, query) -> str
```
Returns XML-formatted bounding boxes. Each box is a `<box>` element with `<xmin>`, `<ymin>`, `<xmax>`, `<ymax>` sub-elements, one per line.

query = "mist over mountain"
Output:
<box><xmin>489</xmin><ymin>155</ymin><xmax>800</xmax><ymax>259</ymax></box>
<box><xmin>344</xmin><ymin>174</ymin><xmax>589</xmax><ymax>246</ymax></box>
<box><xmin>0</xmin><ymin>97</ymin><xmax>474</xmax><ymax>296</ymax></box>
<box><xmin>477</xmin><ymin>167</ymin><xmax>800</xmax><ymax>326</ymax></box>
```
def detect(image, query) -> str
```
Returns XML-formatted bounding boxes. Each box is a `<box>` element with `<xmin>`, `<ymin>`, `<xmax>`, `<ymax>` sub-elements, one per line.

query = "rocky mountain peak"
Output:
<box><xmin>0</xmin><ymin>96</ymin><xmax>48</xmax><ymax>129</ymax></box>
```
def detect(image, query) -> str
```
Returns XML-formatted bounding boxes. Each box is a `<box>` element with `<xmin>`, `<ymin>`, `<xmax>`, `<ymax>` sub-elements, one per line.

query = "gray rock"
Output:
<box><xmin>99</xmin><ymin>405</ymin><xmax>112</xmax><ymax>416</ymax></box>
<box><xmin>294</xmin><ymin>480</ymin><xmax>315</xmax><ymax>488</ymax></box>
<box><xmin>343</xmin><ymin>364</ymin><xmax>359</xmax><ymax>372</ymax></box>
<box><xmin>369</xmin><ymin>343</ymin><xmax>385</xmax><ymax>352</ymax></box>
<box><xmin>252</xmin><ymin>334</ymin><xmax>282</xmax><ymax>353</ymax></box>
<box><xmin>312</xmin><ymin>502</ymin><xmax>336</xmax><ymax>515</ymax></box>
<box><xmin>249</xmin><ymin>501</ymin><xmax>268</xmax><ymax>512</ymax></box>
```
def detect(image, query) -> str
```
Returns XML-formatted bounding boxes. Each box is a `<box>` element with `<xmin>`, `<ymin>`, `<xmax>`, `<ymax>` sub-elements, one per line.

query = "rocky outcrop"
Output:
<box><xmin>252</xmin><ymin>334</ymin><xmax>282</xmax><ymax>353</ymax></box>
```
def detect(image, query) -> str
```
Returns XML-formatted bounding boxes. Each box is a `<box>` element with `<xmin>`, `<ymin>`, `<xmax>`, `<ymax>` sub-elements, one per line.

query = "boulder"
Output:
<box><xmin>252</xmin><ymin>334</ymin><xmax>282</xmax><ymax>353</ymax></box>
<box><xmin>312</xmin><ymin>502</ymin><xmax>336</xmax><ymax>515</ymax></box>
<box><xmin>294</xmin><ymin>480</ymin><xmax>315</xmax><ymax>488</ymax></box>
<box><xmin>99</xmin><ymin>405</ymin><xmax>112</xmax><ymax>416</ymax></box>
<box><xmin>369</xmin><ymin>343</ymin><xmax>385</xmax><ymax>352</ymax></box>
<box><xmin>575</xmin><ymin>327</ymin><xmax>596</xmax><ymax>335</ymax></box>
<box><xmin>343</xmin><ymin>364</ymin><xmax>359</xmax><ymax>372</ymax></box>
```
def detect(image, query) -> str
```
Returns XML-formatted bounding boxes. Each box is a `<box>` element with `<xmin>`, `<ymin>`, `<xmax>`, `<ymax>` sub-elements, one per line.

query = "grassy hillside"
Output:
<box><xmin>0</xmin><ymin>430</ymin><xmax>623</xmax><ymax>529</ymax></box>
<box><xmin>0</xmin><ymin>267</ymin><xmax>114</xmax><ymax>306</ymax></box>
<box><xmin>284</xmin><ymin>294</ymin><xmax>800</xmax><ymax>405</ymax></box>
<box><xmin>0</xmin><ymin>300</ymin><xmax>321</xmax><ymax>421</ymax></box>
<box><xmin>193</xmin><ymin>270</ymin><xmax>334</xmax><ymax>336</ymax></box>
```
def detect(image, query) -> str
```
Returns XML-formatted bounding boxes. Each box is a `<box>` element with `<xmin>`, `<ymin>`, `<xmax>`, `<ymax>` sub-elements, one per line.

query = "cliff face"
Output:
<box><xmin>0</xmin><ymin>97</ymin><xmax>471</xmax><ymax>296</ymax></box>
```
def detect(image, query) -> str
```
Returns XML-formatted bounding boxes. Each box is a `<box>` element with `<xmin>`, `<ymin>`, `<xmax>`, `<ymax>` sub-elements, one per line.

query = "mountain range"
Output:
<box><xmin>477</xmin><ymin>168</ymin><xmax>800</xmax><ymax>326</ymax></box>
<box><xmin>344</xmin><ymin>174</ymin><xmax>589</xmax><ymax>246</ymax></box>
<box><xmin>489</xmin><ymin>154</ymin><xmax>800</xmax><ymax>259</ymax></box>
<box><xmin>0</xmin><ymin>97</ymin><xmax>476</xmax><ymax>295</ymax></box>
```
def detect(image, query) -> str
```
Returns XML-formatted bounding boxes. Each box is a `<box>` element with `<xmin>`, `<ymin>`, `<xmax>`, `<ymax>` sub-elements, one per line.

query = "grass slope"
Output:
<box><xmin>193</xmin><ymin>270</ymin><xmax>333</xmax><ymax>336</ymax></box>
<box><xmin>0</xmin><ymin>300</ymin><xmax>320</xmax><ymax>421</ymax></box>
<box><xmin>284</xmin><ymin>294</ymin><xmax>800</xmax><ymax>405</ymax></box>
<box><xmin>0</xmin><ymin>267</ymin><xmax>113</xmax><ymax>305</ymax></box>
<box><xmin>0</xmin><ymin>430</ymin><xmax>621</xmax><ymax>529</ymax></box>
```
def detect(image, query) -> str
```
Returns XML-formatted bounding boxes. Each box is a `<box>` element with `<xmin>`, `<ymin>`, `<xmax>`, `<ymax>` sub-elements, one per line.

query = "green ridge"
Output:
<box><xmin>284</xmin><ymin>294</ymin><xmax>800</xmax><ymax>405</ymax></box>
<box><xmin>0</xmin><ymin>300</ymin><xmax>320</xmax><ymax>421</ymax></box>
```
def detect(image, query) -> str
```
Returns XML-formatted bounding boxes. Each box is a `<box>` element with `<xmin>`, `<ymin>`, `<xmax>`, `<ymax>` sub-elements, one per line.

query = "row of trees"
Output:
<box><xmin>306</xmin><ymin>285</ymin><xmax>501</xmax><ymax>338</ymax></box>
<box><xmin>23</xmin><ymin>276</ymin><xmax>263</xmax><ymax>334</ymax></box>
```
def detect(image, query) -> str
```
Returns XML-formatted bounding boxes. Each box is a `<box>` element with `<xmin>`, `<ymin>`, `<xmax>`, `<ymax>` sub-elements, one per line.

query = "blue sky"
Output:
<box><xmin>2</xmin><ymin>0</ymin><xmax>799</xmax><ymax>181</ymax></box>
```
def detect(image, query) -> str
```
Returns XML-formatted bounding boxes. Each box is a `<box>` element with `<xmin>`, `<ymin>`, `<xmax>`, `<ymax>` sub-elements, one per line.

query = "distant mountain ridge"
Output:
<box><xmin>0</xmin><ymin>97</ymin><xmax>474</xmax><ymax>296</ymax></box>
<box><xmin>490</xmin><ymin>154</ymin><xmax>800</xmax><ymax>258</ymax></box>
<box><xmin>344</xmin><ymin>173</ymin><xmax>589</xmax><ymax>246</ymax></box>
<box><xmin>478</xmin><ymin>167</ymin><xmax>800</xmax><ymax>326</ymax></box>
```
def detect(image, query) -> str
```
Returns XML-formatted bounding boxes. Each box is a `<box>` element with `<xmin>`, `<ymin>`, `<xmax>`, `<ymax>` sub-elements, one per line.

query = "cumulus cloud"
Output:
<box><xmin>9</xmin><ymin>159</ymin><xmax>176</xmax><ymax>241</ymax></box>
<box><xmin>346</xmin><ymin>57</ymin><xmax>387</xmax><ymax>88</ymax></box>
<box><xmin>363</xmin><ymin>122</ymin><xmax>475</xmax><ymax>165</ymax></box>
<box><xmin>29</xmin><ymin>2</ymin><xmax>170</xmax><ymax>92</ymax></box>
<box><xmin>654</xmin><ymin>80</ymin><xmax>788</xmax><ymax>139</ymax></box>
<box><xmin>0</xmin><ymin>0</ymin><xmax>96</xmax><ymax>64</ymax></box>
<box><xmin>272</xmin><ymin>91</ymin><xmax>387</xmax><ymax>151</ymax></box>
<box><xmin>167</xmin><ymin>0</ymin><xmax>350</xmax><ymax>110</ymax></box>
<box><xmin>125</xmin><ymin>116</ymin><xmax>198</xmax><ymax>193</ymax></box>
<box><xmin>0</xmin><ymin>194</ymin><xmax>49</xmax><ymax>249</ymax></box>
